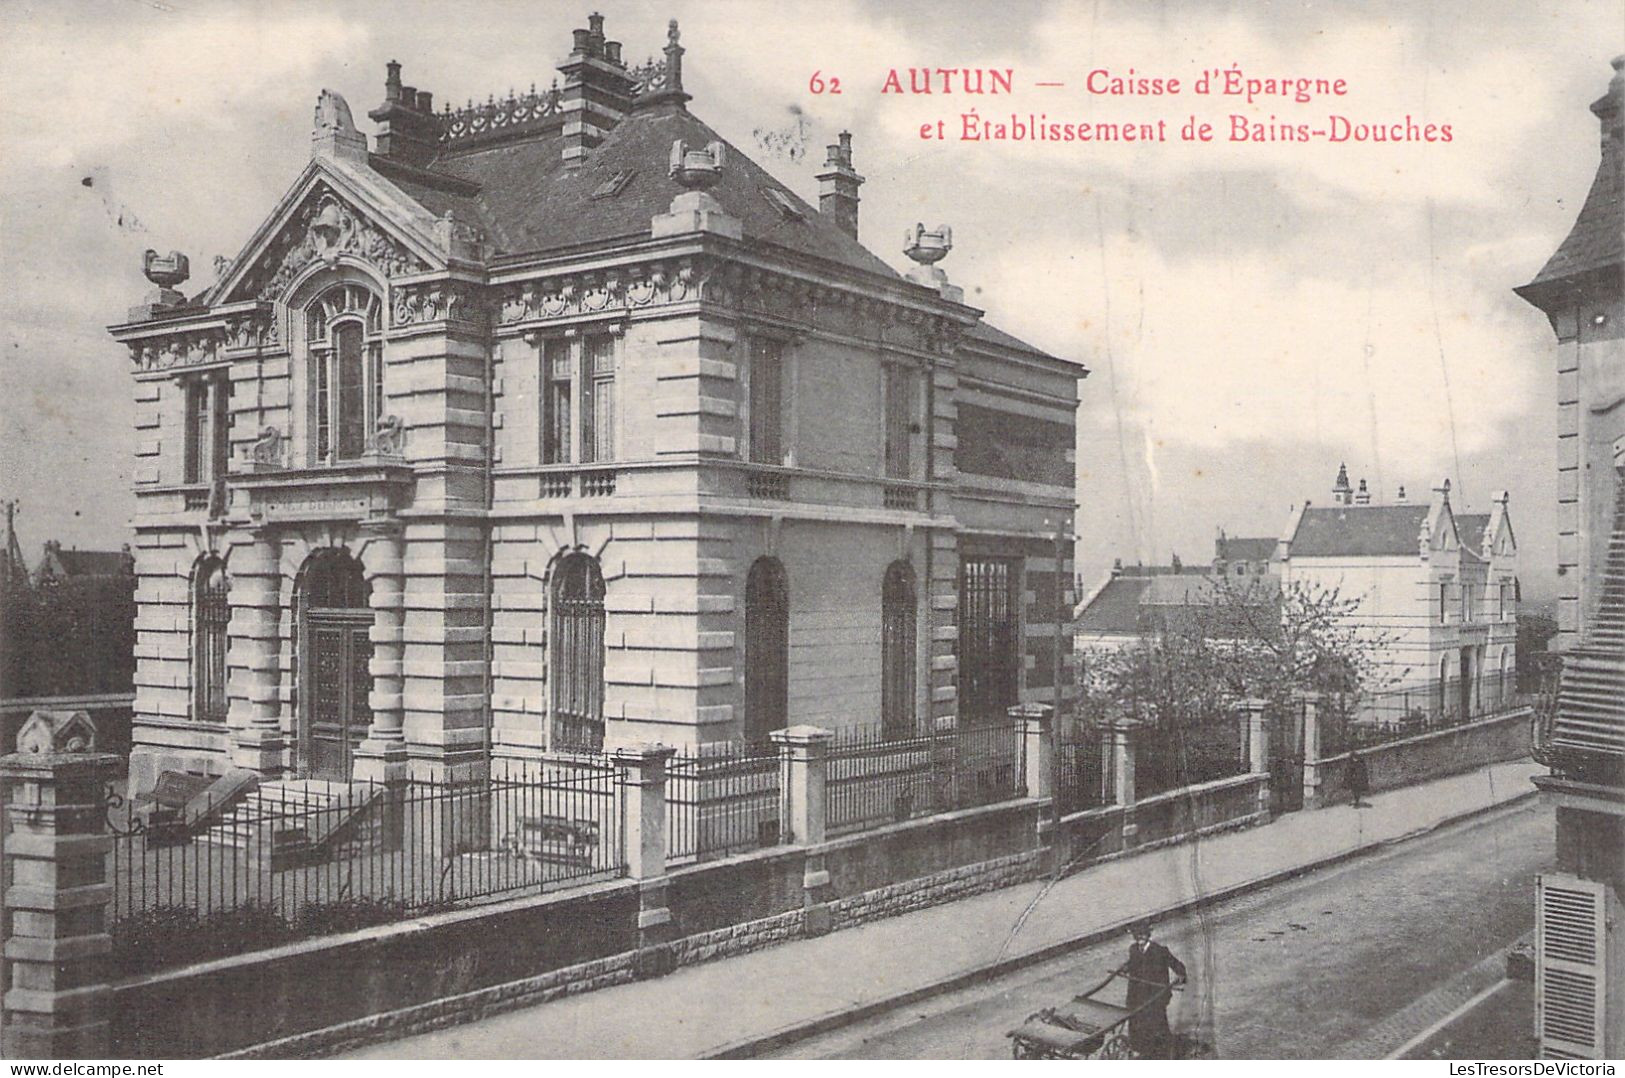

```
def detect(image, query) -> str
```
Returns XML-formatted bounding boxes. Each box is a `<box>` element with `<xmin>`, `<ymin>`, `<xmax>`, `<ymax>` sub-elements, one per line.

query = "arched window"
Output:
<box><xmin>881</xmin><ymin>560</ymin><xmax>917</xmax><ymax>738</ymax></box>
<box><xmin>306</xmin><ymin>284</ymin><xmax>384</xmax><ymax>463</ymax></box>
<box><xmin>193</xmin><ymin>557</ymin><xmax>229</xmax><ymax>723</ymax></box>
<box><xmin>744</xmin><ymin>557</ymin><xmax>789</xmax><ymax>744</ymax></box>
<box><xmin>551</xmin><ymin>552</ymin><xmax>606</xmax><ymax>752</ymax></box>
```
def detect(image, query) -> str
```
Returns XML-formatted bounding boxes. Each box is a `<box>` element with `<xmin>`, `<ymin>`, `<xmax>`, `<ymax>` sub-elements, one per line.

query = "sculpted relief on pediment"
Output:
<box><xmin>228</xmin><ymin>185</ymin><xmax>431</xmax><ymax>304</ymax></box>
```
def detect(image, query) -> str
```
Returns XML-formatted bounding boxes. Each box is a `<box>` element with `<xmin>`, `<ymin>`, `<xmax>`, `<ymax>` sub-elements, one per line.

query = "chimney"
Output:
<box><xmin>1332</xmin><ymin>462</ymin><xmax>1351</xmax><ymax>505</ymax></box>
<box><xmin>1396</xmin><ymin>485</ymin><xmax>1407</xmax><ymax>503</ymax></box>
<box><xmin>1355</xmin><ymin>478</ymin><xmax>1371</xmax><ymax>505</ymax></box>
<box><xmin>557</xmin><ymin>12</ymin><xmax>636</xmax><ymax>165</ymax></box>
<box><xmin>816</xmin><ymin>131</ymin><xmax>865</xmax><ymax>238</ymax></box>
<box><xmin>367</xmin><ymin>61</ymin><xmax>441</xmax><ymax>165</ymax></box>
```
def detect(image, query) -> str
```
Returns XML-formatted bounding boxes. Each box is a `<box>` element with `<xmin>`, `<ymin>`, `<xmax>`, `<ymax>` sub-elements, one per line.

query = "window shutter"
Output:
<box><xmin>1537</xmin><ymin>873</ymin><xmax>1610</xmax><ymax>1059</ymax></box>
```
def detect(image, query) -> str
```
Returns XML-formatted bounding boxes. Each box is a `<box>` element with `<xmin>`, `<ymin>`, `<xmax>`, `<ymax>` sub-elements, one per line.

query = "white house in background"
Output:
<box><xmin>1277</xmin><ymin>467</ymin><xmax>1520</xmax><ymax>722</ymax></box>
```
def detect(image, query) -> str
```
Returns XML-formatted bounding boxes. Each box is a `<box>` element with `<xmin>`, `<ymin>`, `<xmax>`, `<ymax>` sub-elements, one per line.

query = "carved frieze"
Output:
<box><xmin>224</xmin><ymin>308</ymin><xmax>281</xmax><ymax>351</ymax></box>
<box><xmin>128</xmin><ymin>330</ymin><xmax>225</xmax><ymax>372</ymax></box>
<box><xmin>492</xmin><ymin>254</ymin><xmax>968</xmax><ymax>354</ymax></box>
<box><xmin>233</xmin><ymin>186</ymin><xmax>430</xmax><ymax>303</ymax></box>
<box><xmin>391</xmin><ymin>280</ymin><xmax>484</xmax><ymax>327</ymax></box>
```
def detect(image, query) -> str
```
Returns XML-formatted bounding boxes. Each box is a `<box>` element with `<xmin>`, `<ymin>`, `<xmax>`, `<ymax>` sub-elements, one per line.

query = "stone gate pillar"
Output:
<box><xmin>1110</xmin><ymin>720</ymin><xmax>1139</xmax><ymax>849</ymax></box>
<box><xmin>1</xmin><ymin>748</ymin><xmax>120</xmax><ymax>1058</ymax></box>
<box><xmin>773</xmin><ymin>725</ymin><xmax>834</xmax><ymax>935</ymax></box>
<box><xmin>612</xmin><ymin>744</ymin><xmax>675</xmax><ymax>977</ymax></box>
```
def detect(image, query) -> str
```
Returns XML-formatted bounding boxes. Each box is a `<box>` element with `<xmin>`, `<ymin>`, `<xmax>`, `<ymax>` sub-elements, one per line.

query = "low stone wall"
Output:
<box><xmin>1133</xmin><ymin>773</ymin><xmax>1269</xmax><ymax>847</ymax></box>
<box><xmin>822</xmin><ymin>798</ymin><xmax>1043</xmax><ymax>901</ymax></box>
<box><xmin>111</xmin><ymin>879</ymin><xmax>640</xmax><ymax>1058</ymax></box>
<box><xmin>1314</xmin><ymin>708</ymin><xmax>1532</xmax><ymax>806</ymax></box>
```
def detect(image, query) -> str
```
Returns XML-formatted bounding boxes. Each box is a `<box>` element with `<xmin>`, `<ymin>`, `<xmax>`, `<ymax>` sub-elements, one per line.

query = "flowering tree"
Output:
<box><xmin>1076</xmin><ymin>574</ymin><xmax>1395</xmax><ymax>729</ymax></box>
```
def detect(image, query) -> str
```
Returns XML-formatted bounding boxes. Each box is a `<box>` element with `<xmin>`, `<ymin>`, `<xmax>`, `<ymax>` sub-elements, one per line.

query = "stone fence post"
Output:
<box><xmin>1009</xmin><ymin>702</ymin><xmax>1054</xmax><ymax>801</ymax></box>
<box><xmin>1</xmin><ymin>749</ymin><xmax>121</xmax><ymax>1058</ymax></box>
<box><xmin>1009</xmin><ymin>702</ymin><xmax>1055</xmax><ymax>870</ymax></box>
<box><xmin>1299</xmin><ymin>694</ymin><xmax>1325</xmax><ymax>809</ymax></box>
<box><xmin>1240</xmin><ymin>698</ymin><xmax>1273</xmax><ymax>818</ymax></box>
<box><xmin>772</xmin><ymin>726</ymin><xmax>834</xmax><ymax>936</ymax></box>
<box><xmin>1110</xmin><ymin>721</ymin><xmax>1139</xmax><ymax>848</ymax></box>
<box><xmin>611</xmin><ymin>744</ymin><xmax>675</xmax><ymax>977</ymax></box>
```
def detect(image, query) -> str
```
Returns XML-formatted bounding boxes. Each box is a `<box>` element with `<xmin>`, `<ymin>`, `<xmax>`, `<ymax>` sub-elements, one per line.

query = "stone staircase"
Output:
<box><xmin>199</xmin><ymin>779</ymin><xmax>367</xmax><ymax>850</ymax></box>
<box><xmin>1552</xmin><ymin>470</ymin><xmax>1625</xmax><ymax>762</ymax></box>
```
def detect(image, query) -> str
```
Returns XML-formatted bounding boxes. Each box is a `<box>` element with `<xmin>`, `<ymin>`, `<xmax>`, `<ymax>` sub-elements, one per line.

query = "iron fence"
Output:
<box><xmin>1134</xmin><ymin>713</ymin><xmax>1249</xmax><ymax>799</ymax></box>
<box><xmin>1319</xmin><ymin>671</ymin><xmax>1535</xmax><ymax>755</ymax></box>
<box><xmin>665</xmin><ymin>742</ymin><xmax>781</xmax><ymax>863</ymax></box>
<box><xmin>106</xmin><ymin>761</ymin><xmax>625</xmax><ymax>976</ymax></box>
<box><xmin>826</xmin><ymin>719</ymin><xmax>1026</xmax><ymax>836</ymax></box>
<box><xmin>1055</xmin><ymin>722</ymin><xmax>1111</xmax><ymax>814</ymax></box>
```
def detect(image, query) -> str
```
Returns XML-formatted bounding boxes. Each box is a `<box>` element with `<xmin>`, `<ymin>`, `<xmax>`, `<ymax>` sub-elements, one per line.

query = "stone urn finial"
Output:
<box><xmin>143</xmin><ymin>249</ymin><xmax>190</xmax><ymax>290</ymax></box>
<box><xmin>669</xmin><ymin>139</ymin><xmax>725</xmax><ymax>190</ymax></box>
<box><xmin>904</xmin><ymin>223</ymin><xmax>953</xmax><ymax>267</ymax></box>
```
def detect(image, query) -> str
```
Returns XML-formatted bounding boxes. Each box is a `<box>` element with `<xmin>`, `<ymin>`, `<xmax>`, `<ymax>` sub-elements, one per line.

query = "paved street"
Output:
<box><xmin>767</xmin><ymin>800</ymin><xmax>1550</xmax><ymax>1059</ymax></box>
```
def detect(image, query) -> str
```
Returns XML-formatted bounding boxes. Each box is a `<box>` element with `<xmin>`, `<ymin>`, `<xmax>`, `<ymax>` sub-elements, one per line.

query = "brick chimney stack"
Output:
<box><xmin>1355</xmin><ymin>478</ymin><xmax>1371</xmax><ymax>505</ymax></box>
<box><xmin>557</xmin><ymin>12</ymin><xmax>636</xmax><ymax>166</ymax></box>
<box><xmin>816</xmin><ymin>131</ymin><xmax>865</xmax><ymax>238</ymax></box>
<box><xmin>368</xmin><ymin>60</ymin><xmax>442</xmax><ymax>165</ymax></box>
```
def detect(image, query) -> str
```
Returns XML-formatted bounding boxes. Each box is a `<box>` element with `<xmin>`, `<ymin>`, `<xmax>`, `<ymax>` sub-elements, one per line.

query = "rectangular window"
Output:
<box><xmin>210</xmin><ymin>380</ymin><xmax>230</xmax><ymax>483</ymax></box>
<box><xmin>581</xmin><ymin>335</ymin><xmax>615</xmax><ymax>464</ymax></box>
<box><xmin>316</xmin><ymin>349</ymin><xmax>331</xmax><ymax>461</ymax></box>
<box><xmin>884</xmin><ymin>364</ymin><xmax>918</xmax><ymax>479</ymax></box>
<box><xmin>184</xmin><ymin>381</ymin><xmax>209</xmax><ymax>484</ymax></box>
<box><xmin>1439</xmin><ymin>582</ymin><xmax>1449</xmax><ymax>624</ymax></box>
<box><xmin>542</xmin><ymin>338</ymin><xmax>572</xmax><ymax>464</ymax></box>
<box><xmin>335</xmin><ymin>323</ymin><xmax>367</xmax><ymax>460</ymax></box>
<box><xmin>748</xmin><ymin>338</ymin><xmax>784</xmax><ymax>465</ymax></box>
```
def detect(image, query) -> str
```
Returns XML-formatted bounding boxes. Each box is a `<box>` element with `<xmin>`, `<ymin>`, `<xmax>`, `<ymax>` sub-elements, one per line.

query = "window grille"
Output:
<box><xmin>743</xmin><ymin>557</ymin><xmax>789</xmax><ymax>744</ymax></box>
<box><xmin>881</xmin><ymin>561</ymin><xmax>917</xmax><ymax>738</ymax></box>
<box><xmin>957</xmin><ymin>557</ymin><xmax>1018</xmax><ymax>723</ymax></box>
<box><xmin>551</xmin><ymin>553</ymin><xmax>606</xmax><ymax>751</ymax></box>
<box><xmin>194</xmin><ymin>557</ymin><xmax>229</xmax><ymax>723</ymax></box>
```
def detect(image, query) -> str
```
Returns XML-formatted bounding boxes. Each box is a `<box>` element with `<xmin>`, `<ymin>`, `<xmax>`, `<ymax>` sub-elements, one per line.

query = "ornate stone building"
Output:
<box><xmin>109</xmin><ymin>15</ymin><xmax>1084</xmax><ymax>793</ymax></box>
<box><xmin>1517</xmin><ymin>56</ymin><xmax>1625</xmax><ymax>652</ymax></box>
<box><xmin>1523</xmin><ymin>56</ymin><xmax>1625</xmax><ymax>1061</ymax></box>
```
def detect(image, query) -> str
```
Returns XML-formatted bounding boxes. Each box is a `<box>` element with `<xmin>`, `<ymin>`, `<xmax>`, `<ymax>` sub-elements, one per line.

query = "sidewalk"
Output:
<box><xmin>345</xmin><ymin>758</ymin><xmax>1543</xmax><ymax>1060</ymax></box>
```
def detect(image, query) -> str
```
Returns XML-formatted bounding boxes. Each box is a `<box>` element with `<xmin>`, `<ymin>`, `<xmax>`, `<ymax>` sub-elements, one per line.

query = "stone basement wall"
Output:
<box><xmin>1314</xmin><ymin>708</ymin><xmax>1532</xmax><ymax>805</ymax></box>
<box><xmin>829</xmin><ymin>849</ymin><xmax>1042</xmax><ymax>930</ymax></box>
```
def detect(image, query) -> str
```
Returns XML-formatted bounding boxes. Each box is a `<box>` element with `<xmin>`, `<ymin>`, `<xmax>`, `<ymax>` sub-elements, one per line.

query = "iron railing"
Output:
<box><xmin>1056</xmin><ymin>723</ymin><xmax>1112</xmax><ymax>814</ymax></box>
<box><xmin>665</xmin><ymin>743</ymin><xmax>781</xmax><ymax>863</ymax></box>
<box><xmin>106</xmin><ymin>762</ymin><xmax>625</xmax><ymax>975</ymax></box>
<box><xmin>826</xmin><ymin>719</ymin><xmax>1026</xmax><ymax>835</ymax></box>
<box><xmin>1134</xmin><ymin>714</ymin><xmax>1249</xmax><ymax>799</ymax></box>
<box><xmin>1320</xmin><ymin>671</ymin><xmax>1536</xmax><ymax>755</ymax></box>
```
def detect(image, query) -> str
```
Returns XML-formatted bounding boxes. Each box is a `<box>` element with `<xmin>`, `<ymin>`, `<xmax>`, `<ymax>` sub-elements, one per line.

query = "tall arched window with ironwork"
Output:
<box><xmin>744</xmin><ymin>557</ymin><xmax>790</xmax><ymax>744</ymax></box>
<box><xmin>193</xmin><ymin>557</ymin><xmax>229</xmax><ymax>723</ymax></box>
<box><xmin>305</xmin><ymin>284</ymin><xmax>384</xmax><ymax>463</ymax></box>
<box><xmin>550</xmin><ymin>552</ymin><xmax>606</xmax><ymax>751</ymax></box>
<box><xmin>881</xmin><ymin>560</ymin><xmax>917</xmax><ymax>739</ymax></box>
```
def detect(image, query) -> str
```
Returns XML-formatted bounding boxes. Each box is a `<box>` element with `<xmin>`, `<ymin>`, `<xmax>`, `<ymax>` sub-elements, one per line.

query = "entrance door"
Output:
<box><xmin>306</xmin><ymin>612</ymin><xmax>373</xmax><ymax>781</ymax></box>
<box><xmin>298</xmin><ymin>551</ymin><xmax>372</xmax><ymax>781</ymax></box>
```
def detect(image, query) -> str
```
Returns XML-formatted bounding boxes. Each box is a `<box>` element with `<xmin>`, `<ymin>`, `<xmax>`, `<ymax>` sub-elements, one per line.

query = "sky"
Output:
<box><xmin>1</xmin><ymin>0</ymin><xmax>1619</xmax><ymax>602</ymax></box>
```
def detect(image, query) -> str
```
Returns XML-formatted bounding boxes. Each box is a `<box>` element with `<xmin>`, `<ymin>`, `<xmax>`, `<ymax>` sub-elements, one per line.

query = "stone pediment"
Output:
<box><xmin>221</xmin><ymin>181</ymin><xmax>432</xmax><ymax>304</ymax></box>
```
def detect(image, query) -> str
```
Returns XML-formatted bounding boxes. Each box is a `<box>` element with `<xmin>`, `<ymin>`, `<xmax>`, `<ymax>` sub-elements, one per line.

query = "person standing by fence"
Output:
<box><xmin>1347</xmin><ymin>750</ymin><xmax>1370</xmax><ymax>807</ymax></box>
